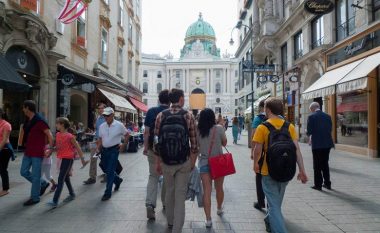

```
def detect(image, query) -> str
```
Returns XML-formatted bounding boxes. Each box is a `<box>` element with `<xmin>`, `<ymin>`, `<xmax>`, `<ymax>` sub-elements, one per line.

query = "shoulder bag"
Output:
<box><xmin>208</xmin><ymin>127</ymin><xmax>236</xmax><ymax>180</ymax></box>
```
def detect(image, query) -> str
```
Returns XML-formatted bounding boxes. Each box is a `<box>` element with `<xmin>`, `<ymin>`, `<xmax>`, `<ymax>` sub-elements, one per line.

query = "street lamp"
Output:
<box><xmin>229</xmin><ymin>22</ymin><xmax>254</xmax><ymax>119</ymax></box>
<box><xmin>230</xmin><ymin>21</ymin><xmax>254</xmax><ymax>148</ymax></box>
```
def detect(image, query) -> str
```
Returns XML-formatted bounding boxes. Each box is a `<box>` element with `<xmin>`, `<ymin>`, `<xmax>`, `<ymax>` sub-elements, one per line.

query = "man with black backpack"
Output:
<box><xmin>251</xmin><ymin>99</ymin><xmax>267</xmax><ymax>211</ymax></box>
<box><xmin>143</xmin><ymin>89</ymin><xmax>170</xmax><ymax>220</ymax></box>
<box><xmin>154</xmin><ymin>88</ymin><xmax>198</xmax><ymax>233</ymax></box>
<box><xmin>253</xmin><ymin>98</ymin><xmax>308</xmax><ymax>233</ymax></box>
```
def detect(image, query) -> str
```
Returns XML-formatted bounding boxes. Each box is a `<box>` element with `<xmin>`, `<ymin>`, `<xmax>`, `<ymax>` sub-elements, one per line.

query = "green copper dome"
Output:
<box><xmin>185</xmin><ymin>13</ymin><xmax>215</xmax><ymax>40</ymax></box>
<box><xmin>181</xmin><ymin>13</ymin><xmax>220</xmax><ymax>58</ymax></box>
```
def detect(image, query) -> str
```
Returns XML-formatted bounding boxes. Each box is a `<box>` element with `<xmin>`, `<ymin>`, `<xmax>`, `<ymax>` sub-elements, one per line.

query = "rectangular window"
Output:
<box><xmin>128</xmin><ymin>20</ymin><xmax>133</xmax><ymax>41</ymax></box>
<box><xmin>374</xmin><ymin>0</ymin><xmax>380</xmax><ymax>21</ymax></box>
<box><xmin>216</xmin><ymin>70</ymin><xmax>221</xmax><ymax>78</ymax></box>
<box><xmin>128</xmin><ymin>59</ymin><xmax>132</xmax><ymax>83</ymax></box>
<box><xmin>143</xmin><ymin>70</ymin><xmax>148</xmax><ymax>77</ymax></box>
<box><xmin>235</xmin><ymin>70</ymin><xmax>238</xmax><ymax>77</ymax></box>
<box><xmin>118</xmin><ymin>0</ymin><xmax>124</xmax><ymax>27</ymax></box>
<box><xmin>101</xmin><ymin>28</ymin><xmax>108</xmax><ymax>65</ymax></box>
<box><xmin>294</xmin><ymin>31</ymin><xmax>303</xmax><ymax>60</ymax></box>
<box><xmin>311</xmin><ymin>16</ymin><xmax>324</xmax><ymax>49</ymax></box>
<box><xmin>336</xmin><ymin>0</ymin><xmax>356</xmax><ymax>42</ymax></box>
<box><xmin>75</xmin><ymin>3</ymin><xmax>86</xmax><ymax>47</ymax></box>
<box><xmin>136</xmin><ymin>0</ymin><xmax>140</xmax><ymax>17</ymax></box>
<box><xmin>281</xmin><ymin>43</ymin><xmax>287</xmax><ymax>72</ymax></box>
<box><xmin>117</xmin><ymin>47</ymin><xmax>123</xmax><ymax>76</ymax></box>
<box><xmin>143</xmin><ymin>98</ymin><xmax>147</xmax><ymax>105</ymax></box>
<box><xmin>157</xmin><ymin>71</ymin><xmax>162</xmax><ymax>78</ymax></box>
<box><xmin>336</xmin><ymin>91</ymin><xmax>368</xmax><ymax>147</ymax></box>
<box><xmin>235</xmin><ymin>99</ymin><xmax>238</xmax><ymax>106</ymax></box>
<box><xmin>175</xmin><ymin>70</ymin><xmax>180</xmax><ymax>79</ymax></box>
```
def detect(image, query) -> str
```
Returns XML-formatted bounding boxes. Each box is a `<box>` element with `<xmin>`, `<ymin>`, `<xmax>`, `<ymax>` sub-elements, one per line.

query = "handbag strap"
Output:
<box><xmin>207</xmin><ymin>126</ymin><xmax>217</xmax><ymax>156</ymax></box>
<box><xmin>207</xmin><ymin>126</ymin><xmax>230</xmax><ymax>156</ymax></box>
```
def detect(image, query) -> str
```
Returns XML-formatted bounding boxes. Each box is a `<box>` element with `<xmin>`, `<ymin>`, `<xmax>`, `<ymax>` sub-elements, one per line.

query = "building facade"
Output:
<box><xmin>141</xmin><ymin>14</ymin><xmax>239</xmax><ymax>119</ymax></box>
<box><xmin>0</xmin><ymin>0</ymin><xmax>143</xmax><ymax>146</ymax></box>
<box><xmin>235</xmin><ymin>0</ymin><xmax>379</xmax><ymax>157</ymax></box>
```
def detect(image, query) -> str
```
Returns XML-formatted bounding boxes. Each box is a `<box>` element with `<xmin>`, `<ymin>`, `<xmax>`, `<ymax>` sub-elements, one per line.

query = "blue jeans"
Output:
<box><xmin>102</xmin><ymin>147</ymin><xmax>122</xmax><ymax>197</ymax></box>
<box><xmin>262</xmin><ymin>175</ymin><xmax>288</xmax><ymax>233</ymax></box>
<box><xmin>20</xmin><ymin>155</ymin><xmax>48</xmax><ymax>201</ymax></box>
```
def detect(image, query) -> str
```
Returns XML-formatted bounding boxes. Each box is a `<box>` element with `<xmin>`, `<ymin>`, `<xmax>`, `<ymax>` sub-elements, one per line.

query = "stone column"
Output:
<box><xmin>206</xmin><ymin>69</ymin><xmax>210</xmax><ymax>93</ymax></box>
<box><xmin>252</xmin><ymin>0</ymin><xmax>260</xmax><ymax>37</ymax></box>
<box><xmin>182</xmin><ymin>69</ymin><xmax>185</xmax><ymax>90</ymax></box>
<box><xmin>187</xmin><ymin>69</ymin><xmax>190</xmax><ymax>93</ymax></box>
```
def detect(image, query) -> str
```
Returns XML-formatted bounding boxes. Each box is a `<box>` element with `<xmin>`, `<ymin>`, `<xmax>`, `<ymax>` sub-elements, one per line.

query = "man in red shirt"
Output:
<box><xmin>20</xmin><ymin>100</ymin><xmax>54</xmax><ymax>206</ymax></box>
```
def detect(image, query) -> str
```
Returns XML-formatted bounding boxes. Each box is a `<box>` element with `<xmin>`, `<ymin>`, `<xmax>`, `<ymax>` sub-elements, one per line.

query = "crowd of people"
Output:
<box><xmin>0</xmin><ymin>88</ymin><xmax>335</xmax><ymax>233</ymax></box>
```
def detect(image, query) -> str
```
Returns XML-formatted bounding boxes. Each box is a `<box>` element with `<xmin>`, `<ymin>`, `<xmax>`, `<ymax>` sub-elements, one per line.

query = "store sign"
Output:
<box><xmin>327</xmin><ymin>29</ymin><xmax>380</xmax><ymax>67</ymax></box>
<box><xmin>304</xmin><ymin>0</ymin><xmax>334</xmax><ymax>15</ymax></box>
<box><xmin>20</xmin><ymin>0</ymin><xmax>37</xmax><ymax>12</ymax></box>
<box><xmin>242</xmin><ymin>62</ymin><xmax>275</xmax><ymax>73</ymax></box>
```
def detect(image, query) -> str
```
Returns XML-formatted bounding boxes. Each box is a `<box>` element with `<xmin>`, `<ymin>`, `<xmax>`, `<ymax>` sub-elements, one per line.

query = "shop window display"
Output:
<box><xmin>336</xmin><ymin>90</ymin><xmax>368</xmax><ymax>147</ymax></box>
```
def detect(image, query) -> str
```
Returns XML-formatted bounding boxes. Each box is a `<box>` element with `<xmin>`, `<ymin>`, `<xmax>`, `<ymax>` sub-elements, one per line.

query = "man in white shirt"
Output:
<box><xmin>97</xmin><ymin>107</ymin><xmax>129</xmax><ymax>201</ymax></box>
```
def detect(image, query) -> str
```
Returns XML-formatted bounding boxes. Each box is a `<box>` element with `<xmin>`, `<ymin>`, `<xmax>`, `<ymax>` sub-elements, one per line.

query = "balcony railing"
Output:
<box><xmin>337</xmin><ymin>16</ymin><xmax>356</xmax><ymax>42</ymax></box>
<box><xmin>311</xmin><ymin>37</ymin><xmax>324</xmax><ymax>50</ymax></box>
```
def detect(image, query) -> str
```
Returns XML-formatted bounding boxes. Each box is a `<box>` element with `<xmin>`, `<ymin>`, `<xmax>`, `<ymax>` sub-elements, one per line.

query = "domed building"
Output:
<box><xmin>141</xmin><ymin>14</ymin><xmax>239</xmax><ymax>118</ymax></box>
<box><xmin>181</xmin><ymin>13</ymin><xmax>220</xmax><ymax>58</ymax></box>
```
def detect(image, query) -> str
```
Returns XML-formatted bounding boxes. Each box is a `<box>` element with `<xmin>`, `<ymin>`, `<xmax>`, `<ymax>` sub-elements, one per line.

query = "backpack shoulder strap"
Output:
<box><xmin>262</xmin><ymin>121</ymin><xmax>276</xmax><ymax>133</ymax></box>
<box><xmin>280</xmin><ymin>121</ymin><xmax>291</xmax><ymax>134</ymax></box>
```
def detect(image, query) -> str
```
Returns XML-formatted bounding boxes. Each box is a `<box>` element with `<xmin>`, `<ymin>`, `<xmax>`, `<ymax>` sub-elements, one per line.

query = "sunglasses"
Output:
<box><xmin>103</xmin><ymin>114</ymin><xmax>112</xmax><ymax>118</ymax></box>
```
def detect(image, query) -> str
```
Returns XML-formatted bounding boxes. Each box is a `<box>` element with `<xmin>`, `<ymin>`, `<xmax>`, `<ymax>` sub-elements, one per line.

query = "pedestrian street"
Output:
<box><xmin>0</xmin><ymin>130</ymin><xmax>380</xmax><ymax>233</ymax></box>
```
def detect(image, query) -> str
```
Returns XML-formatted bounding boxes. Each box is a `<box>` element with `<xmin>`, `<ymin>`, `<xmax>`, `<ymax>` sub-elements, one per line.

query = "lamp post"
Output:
<box><xmin>230</xmin><ymin>21</ymin><xmax>254</xmax><ymax>148</ymax></box>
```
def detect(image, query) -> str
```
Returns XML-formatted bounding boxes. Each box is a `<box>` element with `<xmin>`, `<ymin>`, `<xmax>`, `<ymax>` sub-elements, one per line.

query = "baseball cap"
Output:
<box><xmin>102</xmin><ymin>107</ymin><xmax>114</xmax><ymax>116</ymax></box>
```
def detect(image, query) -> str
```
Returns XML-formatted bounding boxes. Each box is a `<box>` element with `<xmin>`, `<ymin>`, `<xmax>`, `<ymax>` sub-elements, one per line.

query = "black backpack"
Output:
<box><xmin>262</xmin><ymin>121</ymin><xmax>297</xmax><ymax>182</ymax></box>
<box><xmin>158</xmin><ymin>109</ymin><xmax>190</xmax><ymax>165</ymax></box>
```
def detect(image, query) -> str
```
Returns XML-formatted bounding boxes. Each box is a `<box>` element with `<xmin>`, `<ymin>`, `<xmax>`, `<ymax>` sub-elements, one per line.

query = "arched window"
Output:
<box><xmin>143</xmin><ymin>82</ymin><xmax>148</xmax><ymax>93</ymax></box>
<box><xmin>157</xmin><ymin>83</ymin><xmax>162</xmax><ymax>93</ymax></box>
<box><xmin>215</xmin><ymin>82</ymin><xmax>221</xmax><ymax>94</ymax></box>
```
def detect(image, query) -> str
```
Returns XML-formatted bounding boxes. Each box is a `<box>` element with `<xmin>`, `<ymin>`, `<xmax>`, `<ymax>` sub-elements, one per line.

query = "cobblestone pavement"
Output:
<box><xmin>0</xmin><ymin>130</ymin><xmax>380</xmax><ymax>233</ymax></box>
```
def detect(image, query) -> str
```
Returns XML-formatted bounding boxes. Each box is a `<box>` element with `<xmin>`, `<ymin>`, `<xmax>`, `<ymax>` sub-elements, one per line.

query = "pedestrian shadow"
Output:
<box><xmin>322</xmin><ymin>189</ymin><xmax>380</xmax><ymax>213</ymax></box>
<box><xmin>330</xmin><ymin>167</ymin><xmax>371</xmax><ymax>179</ymax></box>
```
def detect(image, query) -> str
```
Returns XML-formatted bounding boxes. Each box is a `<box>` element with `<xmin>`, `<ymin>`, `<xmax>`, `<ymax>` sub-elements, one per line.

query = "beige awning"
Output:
<box><xmin>98</xmin><ymin>88</ymin><xmax>136</xmax><ymax>113</ymax></box>
<box><xmin>336</xmin><ymin>52</ymin><xmax>380</xmax><ymax>93</ymax></box>
<box><xmin>302</xmin><ymin>58</ymin><xmax>364</xmax><ymax>100</ymax></box>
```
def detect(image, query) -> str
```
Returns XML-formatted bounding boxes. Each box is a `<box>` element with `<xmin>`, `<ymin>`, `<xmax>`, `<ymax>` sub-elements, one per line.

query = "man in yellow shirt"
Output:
<box><xmin>252</xmin><ymin>98</ymin><xmax>308</xmax><ymax>233</ymax></box>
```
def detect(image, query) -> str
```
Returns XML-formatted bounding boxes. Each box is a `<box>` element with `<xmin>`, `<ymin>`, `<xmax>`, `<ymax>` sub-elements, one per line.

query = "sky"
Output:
<box><xmin>142</xmin><ymin>0</ymin><xmax>238</xmax><ymax>58</ymax></box>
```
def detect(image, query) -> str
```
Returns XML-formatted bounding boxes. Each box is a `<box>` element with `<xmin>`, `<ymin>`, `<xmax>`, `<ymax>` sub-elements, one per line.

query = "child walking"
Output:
<box><xmin>47</xmin><ymin>117</ymin><xmax>87</xmax><ymax>208</ymax></box>
<box><xmin>41</xmin><ymin>155</ymin><xmax>57</xmax><ymax>193</ymax></box>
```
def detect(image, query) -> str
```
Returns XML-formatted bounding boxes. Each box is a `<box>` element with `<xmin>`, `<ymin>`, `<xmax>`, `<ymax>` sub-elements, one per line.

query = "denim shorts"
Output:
<box><xmin>199</xmin><ymin>165</ymin><xmax>210</xmax><ymax>174</ymax></box>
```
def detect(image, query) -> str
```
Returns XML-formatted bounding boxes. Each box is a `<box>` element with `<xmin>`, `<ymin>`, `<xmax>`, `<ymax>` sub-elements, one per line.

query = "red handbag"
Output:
<box><xmin>207</xmin><ymin>128</ymin><xmax>236</xmax><ymax>180</ymax></box>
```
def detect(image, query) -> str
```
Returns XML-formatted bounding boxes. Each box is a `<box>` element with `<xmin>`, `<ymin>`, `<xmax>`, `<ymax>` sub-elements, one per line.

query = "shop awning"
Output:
<box><xmin>336</xmin><ymin>52</ymin><xmax>380</xmax><ymax>93</ymax></box>
<box><xmin>244</xmin><ymin>94</ymin><xmax>271</xmax><ymax>114</ymax></box>
<box><xmin>98</xmin><ymin>88</ymin><xmax>136</xmax><ymax>113</ymax></box>
<box><xmin>129</xmin><ymin>97</ymin><xmax>148</xmax><ymax>113</ymax></box>
<box><xmin>302</xmin><ymin>58</ymin><xmax>364</xmax><ymax>100</ymax></box>
<box><xmin>0</xmin><ymin>55</ymin><xmax>31</xmax><ymax>91</ymax></box>
<box><xmin>58</xmin><ymin>60</ymin><xmax>106</xmax><ymax>86</ymax></box>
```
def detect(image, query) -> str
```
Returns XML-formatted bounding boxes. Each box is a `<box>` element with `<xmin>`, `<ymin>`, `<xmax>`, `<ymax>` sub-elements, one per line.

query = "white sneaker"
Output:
<box><xmin>205</xmin><ymin>219</ymin><xmax>212</xmax><ymax>228</ymax></box>
<box><xmin>217</xmin><ymin>207</ymin><xmax>224</xmax><ymax>215</ymax></box>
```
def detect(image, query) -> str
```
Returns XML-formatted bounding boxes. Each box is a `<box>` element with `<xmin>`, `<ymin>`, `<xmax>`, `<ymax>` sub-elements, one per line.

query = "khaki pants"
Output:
<box><xmin>146</xmin><ymin>150</ymin><xmax>166</xmax><ymax>208</ymax></box>
<box><xmin>162</xmin><ymin>159</ymin><xmax>191</xmax><ymax>233</ymax></box>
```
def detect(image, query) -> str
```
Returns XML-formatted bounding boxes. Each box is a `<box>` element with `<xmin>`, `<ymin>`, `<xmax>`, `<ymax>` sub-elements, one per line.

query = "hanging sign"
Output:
<box><xmin>20</xmin><ymin>0</ymin><xmax>37</xmax><ymax>12</ymax></box>
<box><xmin>304</xmin><ymin>0</ymin><xmax>334</xmax><ymax>15</ymax></box>
<box><xmin>58</xmin><ymin>0</ymin><xmax>92</xmax><ymax>24</ymax></box>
